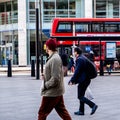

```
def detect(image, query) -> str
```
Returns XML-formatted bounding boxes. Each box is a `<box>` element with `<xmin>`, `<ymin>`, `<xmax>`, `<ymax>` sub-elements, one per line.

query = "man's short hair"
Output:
<box><xmin>74</xmin><ymin>47</ymin><xmax>82</xmax><ymax>55</ymax></box>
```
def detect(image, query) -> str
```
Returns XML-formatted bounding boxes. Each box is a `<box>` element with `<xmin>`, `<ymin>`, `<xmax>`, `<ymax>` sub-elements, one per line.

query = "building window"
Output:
<box><xmin>95</xmin><ymin>0</ymin><xmax>120</xmax><ymax>18</ymax></box>
<box><xmin>0</xmin><ymin>30</ymin><xmax>18</xmax><ymax>65</ymax></box>
<box><xmin>43</xmin><ymin>0</ymin><xmax>76</xmax><ymax>23</ymax></box>
<box><xmin>112</xmin><ymin>0</ymin><xmax>119</xmax><ymax>18</ymax></box>
<box><xmin>96</xmin><ymin>0</ymin><xmax>106</xmax><ymax>18</ymax></box>
<box><xmin>43</xmin><ymin>1</ymin><xmax>55</xmax><ymax>23</ymax></box>
<box><xmin>0</xmin><ymin>3</ymin><xmax>5</xmax><ymax>12</ymax></box>
<box><xmin>0</xmin><ymin>0</ymin><xmax>18</xmax><ymax>25</ymax></box>
<box><xmin>28</xmin><ymin>2</ymin><xmax>35</xmax><ymax>22</ymax></box>
<box><xmin>12</xmin><ymin>0</ymin><xmax>18</xmax><ymax>23</ymax></box>
<box><xmin>56</xmin><ymin>0</ymin><xmax>68</xmax><ymax>17</ymax></box>
<box><xmin>69</xmin><ymin>0</ymin><xmax>75</xmax><ymax>18</ymax></box>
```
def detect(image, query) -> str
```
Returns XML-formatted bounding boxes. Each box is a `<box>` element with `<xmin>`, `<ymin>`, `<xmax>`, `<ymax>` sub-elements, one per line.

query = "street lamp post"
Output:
<box><xmin>35</xmin><ymin>0</ymin><xmax>40</xmax><ymax>79</ymax></box>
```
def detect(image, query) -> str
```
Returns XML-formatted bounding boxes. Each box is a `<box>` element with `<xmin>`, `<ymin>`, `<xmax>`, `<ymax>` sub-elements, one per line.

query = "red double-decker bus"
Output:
<box><xmin>50</xmin><ymin>18</ymin><xmax>120</xmax><ymax>69</ymax></box>
<box><xmin>51</xmin><ymin>18</ymin><xmax>120</xmax><ymax>37</ymax></box>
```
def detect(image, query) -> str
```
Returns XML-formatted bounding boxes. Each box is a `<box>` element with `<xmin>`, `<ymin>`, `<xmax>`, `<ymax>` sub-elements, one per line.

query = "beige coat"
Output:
<box><xmin>41</xmin><ymin>52</ymin><xmax>65</xmax><ymax>97</ymax></box>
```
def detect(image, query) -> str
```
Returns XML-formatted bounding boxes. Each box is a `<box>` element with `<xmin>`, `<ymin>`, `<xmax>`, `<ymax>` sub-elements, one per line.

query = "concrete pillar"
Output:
<box><xmin>84</xmin><ymin>0</ymin><xmax>93</xmax><ymax>18</ymax></box>
<box><xmin>18</xmin><ymin>0</ymin><xmax>27</xmax><ymax>66</ymax></box>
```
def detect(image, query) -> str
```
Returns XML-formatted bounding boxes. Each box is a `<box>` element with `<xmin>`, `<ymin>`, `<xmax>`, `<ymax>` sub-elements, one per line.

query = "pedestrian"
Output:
<box><xmin>104</xmin><ymin>59</ymin><xmax>114</xmax><ymax>75</ymax></box>
<box><xmin>68</xmin><ymin>55</ymin><xmax>75</xmax><ymax>73</ymax></box>
<box><xmin>61</xmin><ymin>53</ymin><xmax>69</xmax><ymax>76</ymax></box>
<box><xmin>38</xmin><ymin>38</ymin><xmax>72</xmax><ymax>120</ymax></box>
<box><xmin>68</xmin><ymin>47</ymin><xmax>98</xmax><ymax>116</ymax></box>
<box><xmin>88</xmin><ymin>50</ymin><xmax>94</xmax><ymax>62</ymax></box>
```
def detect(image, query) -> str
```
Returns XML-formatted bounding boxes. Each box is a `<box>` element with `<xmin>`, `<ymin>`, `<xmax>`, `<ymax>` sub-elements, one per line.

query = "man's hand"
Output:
<box><xmin>40</xmin><ymin>73</ymin><xmax>45</xmax><ymax>80</ymax></box>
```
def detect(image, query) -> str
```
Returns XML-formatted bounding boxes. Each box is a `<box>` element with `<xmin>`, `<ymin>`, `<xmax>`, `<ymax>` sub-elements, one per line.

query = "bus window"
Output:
<box><xmin>117</xmin><ymin>24</ymin><xmax>120</xmax><ymax>32</ymax></box>
<box><xmin>56</xmin><ymin>22</ymin><xmax>72</xmax><ymax>33</ymax></box>
<box><xmin>91</xmin><ymin>23</ymin><xmax>104</xmax><ymax>32</ymax></box>
<box><xmin>104</xmin><ymin>22</ymin><xmax>120</xmax><ymax>32</ymax></box>
<box><xmin>75</xmin><ymin>23</ymin><xmax>89</xmax><ymax>32</ymax></box>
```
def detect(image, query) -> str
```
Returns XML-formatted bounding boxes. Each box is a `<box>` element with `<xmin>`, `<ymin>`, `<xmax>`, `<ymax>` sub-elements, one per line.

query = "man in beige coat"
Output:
<box><xmin>38</xmin><ymin>38</ymin><xmax>72</xmax><ymax>120</ymax></box>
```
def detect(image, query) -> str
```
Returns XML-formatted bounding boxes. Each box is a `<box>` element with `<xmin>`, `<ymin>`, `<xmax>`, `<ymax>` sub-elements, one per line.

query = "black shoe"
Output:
<box><xmin>90</xmin><ymin>105</ymin><xmax>98</xmax><ymax>115</ymax></box>
<box><xmin>74</xmin><ymin>111</ymin><xmax>84</xmax><ymax>115</ymax></box>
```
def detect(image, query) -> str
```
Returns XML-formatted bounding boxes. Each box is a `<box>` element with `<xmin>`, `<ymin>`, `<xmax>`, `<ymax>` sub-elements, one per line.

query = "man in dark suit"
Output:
<box><xmin>68</xmin><ymin>47</ymin><xmax>98</xmax><ymax>115</ymax></box>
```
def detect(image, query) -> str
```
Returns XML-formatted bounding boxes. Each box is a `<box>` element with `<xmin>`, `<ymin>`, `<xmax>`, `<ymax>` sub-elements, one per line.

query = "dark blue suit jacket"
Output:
<box><xmin>69</xmin><ymin>55</ymin><xmax>86</xmax><ymax>84</ymax></box>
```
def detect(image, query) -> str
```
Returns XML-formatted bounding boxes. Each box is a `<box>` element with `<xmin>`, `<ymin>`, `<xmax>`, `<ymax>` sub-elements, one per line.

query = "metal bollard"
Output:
<box><xmin>100</xmin><ymin>60</ymin><xmax>104</xmax><ymax>76</ymax></box>
<box><xmin>31</xmin><ymin>60</ymin><xmax>35</xmax><ymax>77</ymax></box>
<box><xmin>8</xmin><ymin>59</ymin><xmax>12</xmax><ymax>77</ymax></box>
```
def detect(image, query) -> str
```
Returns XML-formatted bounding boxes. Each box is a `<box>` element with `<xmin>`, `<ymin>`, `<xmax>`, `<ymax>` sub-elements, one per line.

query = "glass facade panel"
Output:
<box><xmin>113</xmin><ymin>0</ymin><xmax>119</xmax><ymax>18</ymax></box>
<box><xmin>0</xmin><ymin>0</ymin><xmax>18</xmax><ymax>25</ymax></box>
<box><xmin>28</xmin><ymin>2</ymin><xmax>35</xmax><ymax>22</ymax></box>
<box><xmin>0</xmin><ymin>1</ymin><xmax>18</xmax><ymax>65</ymax></box>
<box><xmin>0</xmin><ymin>30</ymin><xmax>18</xmax><ymax>65</ymax></box>
<box><xmin>69</xmin><ymin>0</ymin><xmax>75</xmax><ymax>17</ymax></box>
<box><xmin>0</xmin><ymin>3</ymin><xmax>4</xmax><ymax>12</ymax></box>
<box><xmin>6</xmin><ymin>2</ymin><xmax>11</xmax><ymax>12</ymax></box>
<box><xmin>96</xmin><ymin>0</ymin><xmax>106</xmax><ymax>18</ymax></box>
<box><xmin>43</xmin><ymin>1</ymin><xmax>55</xmax><ymax>22</ymax></box>
<box><xmin>13</xmin><ymin>0</ymin><xmax>17</xmax><ymax>11</ymax></box>
<box><xmin>12</xmin><ymin>0</ymin><xmax>18</xmax><ymax>23</ymax></box>
<box><xmin>56</xmin><ymin>0</ymin><xmax>68</xmax><ymax>17</ymax></box>
<box><xmin>43</xmin><ymin>0</ymin><xmax>76</xmax><ymax>22</ymax></box>
<box><xmin>95</xmin><ymin>0</ymin><xmax>120</xmax><ymax>18</ymax></box>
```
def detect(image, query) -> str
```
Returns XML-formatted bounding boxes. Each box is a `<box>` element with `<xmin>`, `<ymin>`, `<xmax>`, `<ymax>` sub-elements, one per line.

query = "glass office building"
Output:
<box><xmin>0</xmin><ymin>0</ymin><xmax>120</xmax><ymax>66</ymax></box>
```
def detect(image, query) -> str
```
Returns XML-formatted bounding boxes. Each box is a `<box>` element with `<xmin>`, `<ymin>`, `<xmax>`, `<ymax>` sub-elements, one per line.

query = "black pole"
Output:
<box><xmin>39</xmin><ymin>0</ymin><xmax>43</xmax><ymax>73</ymax></box>
<box><xmin>35</xmin><ymin>2</ymin><xmax>40</xmax><ymax>79</ymax></box>
<box><xmin>8</xmin><ymin>59</ymin><xmax>12</xmax><ymax>77</ymax></box>
<box><xmin>99</xmin><ymin>39</ymin><xmax>104</xmax><ymax>76</ymax></box>
<box><xmin>31</xmin><ymin>60</ymin><xmax>35</xmax><ymax>77</ymax></box>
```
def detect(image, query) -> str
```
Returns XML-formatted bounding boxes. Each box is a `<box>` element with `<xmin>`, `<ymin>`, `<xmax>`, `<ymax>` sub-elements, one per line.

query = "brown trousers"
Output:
<box><xmin>38</xmin><ymin>95</ymin><xmax>72</xmax><ymax>120</ymax></box>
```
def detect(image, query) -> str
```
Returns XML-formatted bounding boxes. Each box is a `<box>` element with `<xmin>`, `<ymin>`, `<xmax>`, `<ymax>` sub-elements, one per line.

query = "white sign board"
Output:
<box><xmin>106</xmin><ymin>42</ymin><xmax>116</xmax><ymax>58</ymax></box>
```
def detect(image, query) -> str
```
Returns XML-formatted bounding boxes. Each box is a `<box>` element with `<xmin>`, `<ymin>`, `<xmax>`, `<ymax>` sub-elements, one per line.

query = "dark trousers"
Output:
<box><xmin>78</xmin><ymin>79</ymin><xmax>95</xmax><ymax>113</ymax></box>
<box><xmin>38</xmin><ymin>95</ymin><xmax>72</xmax><ymax>120</ymax></box>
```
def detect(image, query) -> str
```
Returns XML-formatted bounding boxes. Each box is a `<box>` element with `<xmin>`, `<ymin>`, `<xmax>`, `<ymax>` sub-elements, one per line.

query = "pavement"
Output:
<box><xmin>0</xmin><ymin>70</ymin><xmax>120</xmax><ymax>120</ymax></box>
